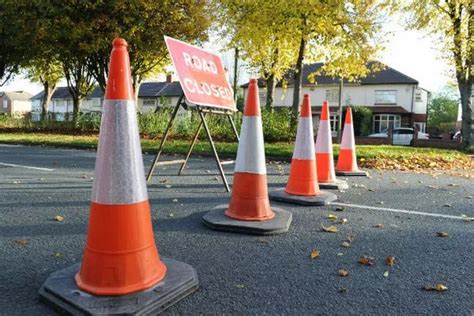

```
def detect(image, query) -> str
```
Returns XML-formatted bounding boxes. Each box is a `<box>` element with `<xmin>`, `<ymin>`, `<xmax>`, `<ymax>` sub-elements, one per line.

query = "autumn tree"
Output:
<box><xmin>428</xmin><ymin>86</ymin><xmax>460</xmax><ymax>134</ymax></box>
<box><xmin>82</xmin><ymin>1</ymin><xmax>210</xmax><ymax>98</ymax></box>
<box><xmin>289</xmin><ymin>1</ymin><xmax>385</xmax><ymax>115</ymax></box>
<box><xmin>401</xmin><ymin>0</ymin><xmax>472</xmax><ymax>147</ymax></box>
<box><xmin>213</xmin><ymin>0</ymin><xmax>300</xmax><ymax>110</ymax></box>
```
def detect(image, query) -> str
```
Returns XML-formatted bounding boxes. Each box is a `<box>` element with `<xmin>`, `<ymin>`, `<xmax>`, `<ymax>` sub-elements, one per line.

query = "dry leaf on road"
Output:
<box><xmin>383</xmin><ymin>271</ymin><xmax>389</xmax><ymax>278</ymax></box>
<box><xmin>423</xmin><ymin>283</ymin><xmax>448</xmax><ymax>292</ymax></box>
<box><xmin>374</xmin><ymin>223</ymin><xmax>384</xmax><ymax>229</ymax></box>
<box><xmin>341</xmin><ymin>241</ymin><xmax>351</xmax><ymax>248</ymax></box>
<box><xmin>321</xmin><ymin>225</ymin><xmax>339</xmax><ymax>233</ymax></box>
<box><xmin>358</xmin><ymin>256</ymin><xmax>376</xmax><ymax>266</ymax></box>
<box><xmin>436</xmin><ymin>232</ymin><xmax>449</xmax><ymax>237</ymax></box>
<box><xmin>335</xmin><ymin>206</ymin><xmax>345</xmax><ymax>212</ymax></box>
<box><xmin>310</xmin><ymin>249</ymin><xmax>320</xmax><ymax>259</ymax></box>
<box><xmin>338</xmin><ymin>269</ymin><xmax>349</xmax><ymax>277</ymax></box>
<box><xmin>339</xmin><ymin>218</ymin><xmax>348</xmax><ymax>225</ymax></box>
<box><xmin>385</xmin><ymin>256</ymin><xmax>396</xmax><ymax>266</ymax></box>
<box><xmin>461</xmin><ymin>215</ymin><xmax>474</xmax><ymax>222</ymax></box>
<box><xmin>327</xmin><ymin>214</ymin><xmax>338</xmax><ymax>221</ymax></box>
<box><xmin>15</xmin><ymin>239</ymin><xmax>28</xmax><ymax>246</ymax></box>
<box><xmin>54</xmin><ymin>215</ymin><xmax>64</xmax><ymax>222</ymax></box>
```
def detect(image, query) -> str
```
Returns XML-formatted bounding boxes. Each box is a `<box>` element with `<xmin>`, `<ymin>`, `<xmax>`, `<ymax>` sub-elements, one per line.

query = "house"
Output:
<box><xmin>31</xmin><ymin>76</ymin><xmax>186</xmax><ymax>120</ymax></box>
<box><xmin>0</xmin><ymin>91</ymin><xmax>33</xmax><ymax>117</ymax></box>
<box><xmin>242</xmin><ymin>62</ymin><xmax>430</xmax><ymax>134</ymax></box>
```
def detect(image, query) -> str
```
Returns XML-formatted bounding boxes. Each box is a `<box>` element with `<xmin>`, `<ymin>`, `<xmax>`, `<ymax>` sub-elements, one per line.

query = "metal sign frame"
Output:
<box><xmin>146</xmin><ymin>94</ymin><xmax>239</xmax><ymax>192</ymax></box>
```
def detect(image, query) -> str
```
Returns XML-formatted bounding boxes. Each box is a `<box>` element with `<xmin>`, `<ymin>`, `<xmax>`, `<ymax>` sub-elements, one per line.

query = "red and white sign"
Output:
<box><xmin>165</xmin><ymin>36</ymin><xmax>236</xmax><ymax>111</ymax></box>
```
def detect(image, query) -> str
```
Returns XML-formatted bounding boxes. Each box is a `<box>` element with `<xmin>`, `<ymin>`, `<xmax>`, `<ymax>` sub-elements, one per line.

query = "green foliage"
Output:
<box><xmin>428</xmin><ymin>93</ymin><xmax>459</xmax><ymax>134</ymax></box>
<box><xmin>351</xmin><ymin>106</ymin><xmax>373</xmax><ymax>136</ymax></box>
<box><xmin>261</xmin><ymin>108</ymin><xmax>297</xmax><ymax>142</ymax></box>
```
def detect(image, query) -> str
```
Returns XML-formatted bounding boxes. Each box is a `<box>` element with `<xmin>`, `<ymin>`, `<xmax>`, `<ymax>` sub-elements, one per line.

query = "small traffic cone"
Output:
<box><xmin>336</xmin><ymin>107</ymin><xmax>368</xmax><ymax>176</ymax></box>
<box><xmin>39</xmin><ymin>38</ymin><xmax>198</xmax><ymax>315</ymax></box>
<box><xmin>202</xmin><ymin>79</ymin><xmax>292</xmax><ymax>235</ymax></box>
<box><xmin>269</xmin><ymin>94</ymin><xmax>337</xmax><ymax>206</ymax></box>
<box><xmin>315</xmin><ymin>101</ymin><xmax>349</xmax><ymax>189</ymax></box>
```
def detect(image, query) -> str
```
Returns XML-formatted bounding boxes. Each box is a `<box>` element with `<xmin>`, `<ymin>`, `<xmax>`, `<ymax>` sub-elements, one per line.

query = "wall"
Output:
<box><xmin>0</xmin><ymin>95</ymin><xmax>10</xmax><ymax>114</ymax></box>
<box><xmin>413</xmin><ymin>139</ymin><xmax>462</xmax><ymax>149</ymax></box>
<box><xmin>12</xmin><ymin>100</ymin><xmax>32</xmax><ymax>115</ymax></box>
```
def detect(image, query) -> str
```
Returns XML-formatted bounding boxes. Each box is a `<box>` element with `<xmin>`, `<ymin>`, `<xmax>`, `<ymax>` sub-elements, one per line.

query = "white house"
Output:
<box><xmin>242</xmin><ymin>62</ymin><xmax>430</xmax><ymax>134</ymax></box>
<box><xmin>0</xmin><ymin>91</ymin><xmax>33</xmax><ymax>117</ymax></box>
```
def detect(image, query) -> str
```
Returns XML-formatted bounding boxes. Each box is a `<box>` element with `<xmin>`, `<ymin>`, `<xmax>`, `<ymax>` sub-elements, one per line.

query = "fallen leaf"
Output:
<box><xmin>358</xmin><ymin>255</ymin><xmax>376</xmax><ymax>266</ymax></box>
<box><xmin>338</xmin><ymin>287</ymin><xmax>348</xmax><ymax>293</ymax></box>
<box><xmin>337</xmin><ymin>252</ymin><xmax>344</xmax><ymax>256</ymax></box>
<box><xmin>443</xmin><ymin>204</ymin><xmax>451</xmax><ymax>207</ymax></box>
<box><xmin>461</xmin><ymin>215</ymin><xmax>474</xmax><ymax>222</ymax></box>
<box><xmin>383</xmin><ymin>271</ymin><xmax>389</xmax><ymax>278</ymax></box>
<box><xmin>335</xmin><ymin>206</ymin><xmax>345</xmax><ymax>212</ymax></box>
<box><xmin>341</xmin><ymin>241</ymin><xmax>351</xmax><ymax>248</ymax></box>
<box><xmin>168</xmin><ymin>213</ymin><xmax>174</xmax><ymax>218</ymax></box>
<box><xmin>165</xmin><ymin>184</ymin><xmax>172</xmax><ymax>188</ymax></box>
<box><xmin>427</xmin><ymin>185</ymin><xmax>438</xmax><ymax>189</ymax></box>
<box><xmin>256</xmin><ymin>238</ymin><xmax>269</xmax><ymax>244</ymax></box>
<box><xmin>54</xmin><ymin>215</ymin><xmax>65</xmax><ymax>222</ymax></box>
<box><xmin>338</xmin><ymin>269</ymin><xmax>349</xmax><ymax>277</ymax></box>
<box><xmin>385</xmin><ymin>256</ymin><xmax>396</xmax><ymax>266</ymax></box>
<box><xmin>235</xmin><ymin>284</ymin><xmax>245</xmax><ymax>289</ymax></box>
<box><xmin>377</xmin><ymin>201</ymin><xmax>384</xmax><ymax>205</ymax></box>
<box><xmin>327</xmin><ymin>214</ymin><xmax>338</xmax><ymax>221</ymax></box>
<box><xmin>310</xmin><ymin>249</ymin><xmax>320</xmax><ymax>259</ymax></box>
<box><xmin>53</xmin><ymin>252</ymin><xmax>63</xmax><ymax>257</ymax></box>
<box><xmin>368</xmin><ymin>188</ymin><xmax>375</xmax><ymax>192</ymax></box>
<box><xmin>374</xmin><ymin>223</ymin><xmax>385</xmax><ymax>229</ymax></box>
<box><xmin>339</xmin><ymin>218</ymin><xmax>348</xmax><ymax>225</ymax></box>
<box><xmin>159</xmin><ymin>179</ymin><xmax>168</xmax><ymax>183</ymax></box>
<box><xmin>15</xmin><ymin>239</ymin><xmax>28</xmax><ymax>246</ymax></box>
<box><xmin>447</xmin><ymin>183</ymin><xmax>459</xmax><ymax>187</ymax></box>
<box><xmin>172</xmin><ymin>199</ymin><xmax>178</xmax><ymax>203</ymax></box>
<box><xmin>436</xmin><ymin>232</ymin><xmax>449</xmax><ymax>238</ymax></box>
<box><xmin>321</xmin><ymin>225</ymin><xmax>339</xmax><ymax>233</ymax></box>
<box><xmin>423</xmin><ymin>283</ymin><xmax>448</xmax><ymax>292</ymax></box>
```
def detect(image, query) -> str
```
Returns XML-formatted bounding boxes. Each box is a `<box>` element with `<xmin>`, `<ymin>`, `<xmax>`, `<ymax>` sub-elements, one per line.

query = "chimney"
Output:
<box><xmin>166</xmin><ymin>74</ymin><xmax>172</xmax><ymax>83</ymax></box>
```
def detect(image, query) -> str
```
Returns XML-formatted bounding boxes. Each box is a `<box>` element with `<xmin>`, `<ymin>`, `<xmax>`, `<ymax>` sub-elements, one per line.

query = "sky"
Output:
<box><xmin>2</xmin><ymin>18</ymin><xmax>453</xmax><ymax>96</ymax></box>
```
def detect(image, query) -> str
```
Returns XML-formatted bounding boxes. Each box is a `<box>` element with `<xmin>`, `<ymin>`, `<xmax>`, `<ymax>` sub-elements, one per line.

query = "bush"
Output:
<box><xmin>351</xmin><ymin>106</ymin><xmax>373</xmax><ymax>136</ymax></box>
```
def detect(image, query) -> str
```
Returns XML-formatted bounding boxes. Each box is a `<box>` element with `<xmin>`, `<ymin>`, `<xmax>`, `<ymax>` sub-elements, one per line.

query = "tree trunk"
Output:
<box><xmin>40</xmin><ymin>81</ymin><xmax>55</xmax><ymax>121</ymax></box>
<box><xmin>458</xmin><ymin>81</ymin><xmax>473</xmax><ymax>147</ymax></box>
<box><xmin>291</xmin><ymin>37</ymin><xmax>306</xmax><ymax>116</ymax></box>
<box><xmin>233</xmin><ymin>47</ymin><xmax>239</xmax><ymax>101</ymax></box>
<box><xmin>266</xmin><ymin>74</ymin><xmax>276</xmax><ymax>111</ymax></box>
<box><xmin>72</xmin><ymin>97</ymin><xmax>81</xmax><ymax>124</ymax></box>
<box><xmin>132</xmin><ymin>75</ymin><xmax>140</xmax><ymax>106</ymax></box>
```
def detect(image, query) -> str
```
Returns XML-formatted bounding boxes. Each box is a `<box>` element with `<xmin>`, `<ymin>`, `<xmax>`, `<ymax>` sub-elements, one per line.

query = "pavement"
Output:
<box><xmin>0</xmin><ymin>144</ymin><xmax>473</xmax><ymax>315</ymax></box>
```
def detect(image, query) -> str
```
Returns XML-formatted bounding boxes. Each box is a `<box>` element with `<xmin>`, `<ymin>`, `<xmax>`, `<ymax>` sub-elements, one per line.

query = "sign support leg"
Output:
<box><xmin>227</xmin><ymin>113</ymin><xmax>240</xmax><ymax>142</ymax></box>
<box><xmin>196</xmin><ymin>105</ymin><xmax>230</xmax><ymax>192</ymax></box>
<box><xmin>178</xmin><ymin>115</ymin><xmax>204</xmax><ymax>175</ymax></box>
<box><xmin>146</xmin><ymin>95</ymin><xmax>184</xmax><ymax>182</ymax></box>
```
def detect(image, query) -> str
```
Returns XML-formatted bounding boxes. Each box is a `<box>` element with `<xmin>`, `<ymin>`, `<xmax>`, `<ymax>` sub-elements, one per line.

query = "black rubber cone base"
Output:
<box><xmin>269</xmin><ymin>188</ymin><xmax>337</xmax><ymax>206</ymax></box>
<box><xmin>202</xmin><ymin>204</ymin><xmax>292</xmax><ymax>235</ymax></box>
<box><xmin>39</xmin><ymin>257</ymin><xmax>198</xmax><ymax>315</ymax></box>
<box><xmin>336</xmin><ymin>170</ymin><xmax>369</xmax><ymax>177</ymax></box>
<box><xmin>318</xmin><ymin>178</ymin><xmax>349</xmax><ymax>190</ymax></box>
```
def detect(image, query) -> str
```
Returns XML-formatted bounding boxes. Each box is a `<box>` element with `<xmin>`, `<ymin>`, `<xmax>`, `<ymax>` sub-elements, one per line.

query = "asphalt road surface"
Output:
<box><xmin>0</xmin><ymin>144</ymin><xmax>473</xmax><ymax>315</ymax></box>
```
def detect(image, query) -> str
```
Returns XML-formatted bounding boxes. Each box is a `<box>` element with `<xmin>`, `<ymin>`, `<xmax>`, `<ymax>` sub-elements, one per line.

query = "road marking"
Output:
<box><xmin>0</xmin><ymin>162</ymin><xmax>54</xmax><ymax>172</ymax></box>
<box><xmin>332</xmin><ymin>202</ymin><xmax>465</xmax><ymax>220</ymax></box>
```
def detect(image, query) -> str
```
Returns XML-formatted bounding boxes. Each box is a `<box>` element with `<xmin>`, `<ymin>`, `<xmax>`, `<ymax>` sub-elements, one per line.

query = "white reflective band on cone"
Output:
<box><xmin>91</xmin><ymin>100</ymin><xmax>148</xmax><ymax>204</ymax></box>
<box><xmin>234</xmin><ymin>116</ymin><xmax>266</xmax><ymax>174</ymax></box>
<box><xmin>315</xmin><ymin>120</ymin><xmax>333</xmax><ymax>153</ymax></box>
<box><xmin>293</xmin><ymin>117</ymin><xmax>315</xmax><ymax>160</ymax></box>
<box><xmin>340</xmin><ymin>123</ymin><xmax>355</xmax><ymax>150</ymax></box>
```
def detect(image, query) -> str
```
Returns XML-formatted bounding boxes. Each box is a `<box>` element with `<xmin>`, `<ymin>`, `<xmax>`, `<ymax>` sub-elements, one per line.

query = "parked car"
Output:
<box><xmin>368</xmin><ymin>127</ymin><xmax>429</xmax><ymax>145</ymax></box>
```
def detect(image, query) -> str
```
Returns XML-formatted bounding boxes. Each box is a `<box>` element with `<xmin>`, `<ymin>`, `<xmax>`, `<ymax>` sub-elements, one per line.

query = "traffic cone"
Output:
<box><xmin>202</xmin><ymin>79</ymin><xmax>292</xmax><ymax>235</ymax></box>
<box><xmin>315</xmin><ymin>101</ymin><xmax>349</xmax><ymax>189</ymax></box>
<box><xmin>336</xmin><ymin>107</ymin><xmax>368</xmax><ymax>176</ymax></box>
<box><xmin>269</xmin><ymin>95</ymin><xmax>337</xmax><ymax>206</ymax></box>
<box><xmin>39</xmin><ymin>38</ymin><xmax>198</xmax><ymax>315</ymax></box>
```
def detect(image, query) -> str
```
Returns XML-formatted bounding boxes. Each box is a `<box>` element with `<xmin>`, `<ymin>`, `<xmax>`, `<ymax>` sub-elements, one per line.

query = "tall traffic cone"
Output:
<box><xmin>269</xmin><ymin>95</ymin><xmax>337</xmax><ymax>206</ymax></box>
<box><xmin>202</xmin><ymin>79</ymin><xmax>292</xmax><ymax>235</ymax></box>
<box><xmin>336</xmin><ymin>107</ymin><xmax>368</xmax><ymax>176</ymax></box>
<box><xmin>315</xmin><ymin>101</ymin><xmax>349</xmax><ymax>189</ymax></box>
<box><xmin>39</xmin><ymin>38</ymin><xmax>198</xmax><ymax>315</ymax></box>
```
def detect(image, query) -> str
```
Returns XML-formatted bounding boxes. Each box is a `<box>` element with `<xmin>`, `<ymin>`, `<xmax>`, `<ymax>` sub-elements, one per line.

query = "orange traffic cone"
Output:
<box><xmin>202</xmin><ymin>79</ymin><xmax>292</xmax><ymax>235</ymax></box>
<box><xmin>336</xmin><ymin>107</ymin><xmax>368</xmax><ymax>176</ymax></box>
<box><xmin>285</xmin><ymin>94</ymin><xmax>319</xmax><ymax>195</ymax></box>
<box><xmin>39</xmin><ymin>38</ymin><xmax>198</xmax><ymax>315</ymax></box>
<box><xmin>269</xmin><ymin>94</ymin><xmax>337</xmax><ymax>206</ymax></box>
<box><xmin>315</xmin><ymin>101</ymin><xmax>349</xmax><ymax>189</ymax></box>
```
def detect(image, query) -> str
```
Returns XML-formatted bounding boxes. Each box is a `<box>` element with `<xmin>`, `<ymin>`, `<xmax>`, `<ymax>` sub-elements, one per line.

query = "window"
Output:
<box><xmin>415</xmin><ymin>122</ymin><xmax>426</xmax><ymax>133</ymax></box>
<box><xmin>375</xmin><ymin>90</ymin><xmax>397</xmax><ymax>104</ymax></box>
<box><xmin>2</xmin><ymin>100</ymin><xmax>7</xmax><ymax>108</ymax></box>
<box><xmin>92</xmin><ymin>98</ymin><xmax>101</xmax><ymax>108</ymax></box>
<box><xmin>143</xmin><ymin>99</ymin><xmax>156</xmax><ymax>107</ymax></box>
<box><xmin>415</xmin><ymin>92</ymin><xmax>422</xmax><ymax>102</ymax></box>
<box><xmin>373</xmin><ymin>114</ymin><xmax>401</xmax><ymax>133</ymax></box>
<box><xmin>329</xmin><ymin>115</ymin><xmax>339</xmax><ymax>132</ymax></box>
<box><xmin>325</xmin><ymin>90</ymin><xmax>339</xmax><ymax>102</ymax></box>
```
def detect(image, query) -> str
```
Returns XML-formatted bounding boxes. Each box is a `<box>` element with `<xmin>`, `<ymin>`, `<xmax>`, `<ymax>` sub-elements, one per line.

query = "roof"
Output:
<box><xmin>32</xmin><ymin>82</ymin><xmax>182</xmax><ymax>101</ymax></box>
<box><xmin>241</xmin><ymin>62</ymin><xmax>419</xmax><ymax>88</ymax></box>
<box><xmin>157</xmin><ymin>81</ymin><xmax>183</xmax><ymax>97</ymax></box>
<box><xmin>139</xmin><ymin>82</ymin><xmax>168</xmax><ymax>97</ymax></box>
<box><xmin>1</xmin><ymin>91</ymin><xmax>33</xmax><ymax>101</ymax></box>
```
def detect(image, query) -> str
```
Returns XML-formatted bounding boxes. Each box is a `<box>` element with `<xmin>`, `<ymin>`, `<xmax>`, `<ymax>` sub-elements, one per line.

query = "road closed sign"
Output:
<box><xmin>165</xmin><ymin>36</ymin><xmax>236</xmax><ymax>111</ymax></box>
